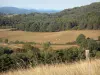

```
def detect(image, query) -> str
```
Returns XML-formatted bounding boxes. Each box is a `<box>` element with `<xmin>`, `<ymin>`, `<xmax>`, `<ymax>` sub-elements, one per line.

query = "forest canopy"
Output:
<box><xmin>0</xmin><ymin>2</ymin><xmax>100</xmax><ymax>32</ymax></box>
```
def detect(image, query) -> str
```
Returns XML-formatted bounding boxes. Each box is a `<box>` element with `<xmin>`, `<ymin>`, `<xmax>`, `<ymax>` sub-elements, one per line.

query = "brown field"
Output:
<box><xmin>0</xmin><ymin>29</ymin><xmax>99</xmax><ymax>43</ymax></box>
<box><xmin>0</xmin><ymin>29</ymin><xmax>100</xmax><ymax>49</ymax></box>
<box><xmin>1</xmin><ymin>59</ymin><xmax>100</xmax><ymax>75</ymax></box>
<box><xmin>0</xmin><ymin>43</ymin><xmax>78</xmax><ymax>50</ymax></box>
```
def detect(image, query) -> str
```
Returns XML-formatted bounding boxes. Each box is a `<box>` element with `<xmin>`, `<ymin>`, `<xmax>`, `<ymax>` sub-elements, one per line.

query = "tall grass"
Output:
<box><xmin>1</xmin><ymin>59</ymin><xmax>100</xmax><ymax>75</ymax></box>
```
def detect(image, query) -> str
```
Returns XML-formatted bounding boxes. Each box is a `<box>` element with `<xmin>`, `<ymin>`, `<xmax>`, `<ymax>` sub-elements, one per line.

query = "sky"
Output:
<box><xmin>0</xmin><ymin>0</ymin><xmax>100</xmax><ymax>10</ymax></box>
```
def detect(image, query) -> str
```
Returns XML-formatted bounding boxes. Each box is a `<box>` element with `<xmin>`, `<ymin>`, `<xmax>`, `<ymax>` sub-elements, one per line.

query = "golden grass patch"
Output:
<box><xmin>0</xmin><ymin>30</ymin><xmax>100</xmax><ymax>44</ymax></box>
<box><xmin>1</xmin><ymin>59</ymin><xmax>100</xmax><ymax>75</ymax></box>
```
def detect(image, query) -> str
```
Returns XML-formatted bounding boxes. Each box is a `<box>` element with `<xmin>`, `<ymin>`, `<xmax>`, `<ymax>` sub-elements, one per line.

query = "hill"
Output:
<box><xmin>0</xmin><ymin>7</ymin><xmax>60</xmax><ymax>14</ymax></box>
<box><xmin>0</xmin><ymin>2</ymin><xmax>100</xmax><ymax>31</ymax></box>
<box><xmin>57</xmin><ymin>2</ymin><xmax>100</xmax><ymax>17</ymax></box>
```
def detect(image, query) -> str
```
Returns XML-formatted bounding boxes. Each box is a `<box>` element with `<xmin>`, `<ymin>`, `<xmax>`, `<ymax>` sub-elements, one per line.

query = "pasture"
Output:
<box><xmin>0</xmin><ymin>29</ymin><xmax>100</xmax><ymax>49</ymax></box>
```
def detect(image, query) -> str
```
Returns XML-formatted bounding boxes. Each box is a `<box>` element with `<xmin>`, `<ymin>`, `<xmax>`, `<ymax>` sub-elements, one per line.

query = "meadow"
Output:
<box><xmin>1</xmin><ymin>59</ymin><xmax>100</xmax><ymax>75</ymax></box>
<box><xmin>0</xmin><ymin>29</ymin><xmax>100</xmax><ymax>49</ymax></box>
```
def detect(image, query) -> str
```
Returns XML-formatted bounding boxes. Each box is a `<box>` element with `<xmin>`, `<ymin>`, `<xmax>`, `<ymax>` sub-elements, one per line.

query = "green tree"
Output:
<box><xmin>76</xmin><ymin>34</ymin><xmax>86</xmax><ymax>45</ymax></box>
<box><xmin>87</xmin><ymin>39</ymin><xmax>98</xmax><ymax>50</ymax></box>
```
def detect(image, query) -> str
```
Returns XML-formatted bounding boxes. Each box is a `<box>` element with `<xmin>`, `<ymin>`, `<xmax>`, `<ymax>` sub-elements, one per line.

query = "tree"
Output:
<box><xmin>87</xmin><ymin>39</ymin><xmax>98</xmax><ymax>50</ymax></box>
<box><xmin>76</xmin><ymin>34</ymin><xmax>86</xmax><ymax>45</ymax></box>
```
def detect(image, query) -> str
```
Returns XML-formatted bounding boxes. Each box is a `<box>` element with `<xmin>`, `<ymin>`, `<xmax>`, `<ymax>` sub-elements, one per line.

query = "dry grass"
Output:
<box><xmin>0</xmin><ymin>29</ymin><xmax>100</xmax><ymax>49</ymax></box>
<box><xmin>0</xmin><ymin>29</ymin><xmax>100</xmax><ymax>44</ymax></box>
<box><xmin>1</xmin><ymin>59</ymin><xmax>100</xmax><ymax>75</ymax></box>
<box><xmin>0</xmin><ymin>43</ymin><xmax>79</xmax><ymax>50</ymax></box>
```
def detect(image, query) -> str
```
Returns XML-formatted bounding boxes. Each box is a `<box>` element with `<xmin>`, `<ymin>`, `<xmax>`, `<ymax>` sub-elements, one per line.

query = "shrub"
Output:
<box><xmin>0</xmin><ymin>54</ymin><xmax>15</xmax><ymax>71</ymax></box>
<box><xmin>42</xmin><ymin>42</ymin><xmax>51</xmax><ymax>50</ymax></box>
<box><xmin>87</xmin><ymin>39</ymin><xmax>98</xmax><ymax>50</ymax></box>
<box><xmin>66</xmin><ymin>41</ymin><xmax>76</xmax><ymax>45</ymax></box>
<box><xmin>0</xmin><ymin>38</ymin><xmax>3</xmax><ymax>43</ymax></box>
<box><xmin>0</xmin><ymin>47</ymin><xmax>13</xmax><ymax>55</ymax></box>
<box><xmin>76</xmin><ymin>34</ymin><xmax>86</xmax><ymax>45</ymax></box>
<box><xmin>98</xmin><ymin>36</ymin><xmax>100</xmax><ymax>41</ymax></box>
<box><xmin>0</xmin><ymin>44</ymin><xmax>98</xmax><ymax>72</ymax></box>
<box><xmin>22</xmin><ymin>43</ymin><xmax>33</xmax><ymax>51</ymax></box>
<box><xmin>96</xmin><ymin>51</ymin><xmax>100</xmax><ymax>58</ymax></box>
<box><xmin>4</xmin><ymin>39</ymin><xmax>8</xmax><ymax>43</ymax></box>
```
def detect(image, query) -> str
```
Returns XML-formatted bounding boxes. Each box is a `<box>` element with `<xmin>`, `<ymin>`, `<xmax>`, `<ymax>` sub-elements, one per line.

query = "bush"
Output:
<box><xmin>42</xmin><ymin>42</ymin><xmax>51</xmax><ymax>50</ymax></box>
<box><xmin>4</xmin><ymin>39</ymin><xmax>8</xmax><ymax>43</ymax></box>
<box><xmin>98</xmin><ymin>36</ymin><xmax>100</xmax><ymax>41</ymax></box>
<box><xmin>0</xmin><ymin>47</ymin><xmax>13</xmax><ymax>55</ymax></box>
<box><xmin>87</xmin><ymin>39</ymin><xmax>98</xmax><ymax>50</ymax></box>
<box><xmin>76</xmin><ymin>34</ymin><xmax>86</xmax><ymax>45</ymax></box>
<box><xmin>22</xmin><ymin>44</ymin><xmax>33</xmax><ymax>51</ymax></box>
<box><xmin>0</xmin><ymin>45</ymin><xmax>98</xmax><ymax>72</ymax></box>
<box><xmin>66</xmin><ymin>41</ymin><xmax>76</xmax><ymax>45</ymax></box>
<box><xmin>0</xmin><ymin>54</ymin><xmax>16</xmax><ymax>71</ymax></box>
<box><xmin>96</xmin><ymin>51</ymin><xmax>100</xmax><ymax>58</ymax></box>
<box><xmin>0</xmin><ymin>38</ymin><xmax>3</xmax><ymax>43</ymax></box>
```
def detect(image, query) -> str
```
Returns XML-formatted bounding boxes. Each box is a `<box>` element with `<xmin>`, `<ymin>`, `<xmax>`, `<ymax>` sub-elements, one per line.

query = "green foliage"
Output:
<box><xmin>22</xmin><ymin>44</ymin><xmax>33</xmax><ymax>51</ymax></box>
<box><xmin>0</xmin><ymin>54</ymin><xmax>16</xmax><ymax>71</ymax></box>
<box><xmin>96</xmin><ymin>51</ymin><xmax>100</xmax><ymax>58</ymax></box>
<box><xmin>14</xmin><ymin>40</ymin><xmax>24</xmax><ymax>44</ymax></box>
<box><xmin>76</xmin><ymin>34</ymin><xmax>86</xmax><ymax>45</ymax></box>
<box><xmin>66</xmin><ymin>41</ymin><xmax>76</xmax><ymax>45</ymax></box>
<box><xmin>0</xmin><ymin>2</ymin><xmax>100</xmax><ymax>31</ymax></box>
<box><xmin>97</xmin><ymin>42</ymin><xmax>100</xmax><ymax>51</ymax></box>
<box><xmin>4</xmin><ymin>39</ymin><xmax>8</xmax><ymax>43</ymax></box>
<box><xmin>42</xmin><ymin>42</ymin><xmax>51</xmax><ymax>50</ymax></box>
<box><xmin>98</xmin><ymin>36</ymin><xmax>100</xmax><ymax>41</ymax></box>
<box><xmin>0</xmin><ymin>38</ymin><xmax>3</xmax><ymax>43</ymax></box>
<box><xmin>0</xmin><ymin>47</ymin><xmax>13</xmax><ymax>55</ymax></box>
<box><xmin>0</xmin><ymin>44</ymin><xmax>99</xmax><ymax>72</ymax></box>
<box><xmin>76</xmin><ymin>34</ymin><xmax>98</xmax><ymax>57</ymax></box>
<box><xmin>87</xmin><ymin>39</ymin><xmax>98</xmax><ymax>50</ymax></box>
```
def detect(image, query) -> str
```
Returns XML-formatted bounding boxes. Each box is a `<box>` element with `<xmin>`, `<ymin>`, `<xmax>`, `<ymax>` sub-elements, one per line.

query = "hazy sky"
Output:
<box><xmin>0</xmin><ymin>0</ymin><xmax>100</xmax><ymax>10</ymax></box>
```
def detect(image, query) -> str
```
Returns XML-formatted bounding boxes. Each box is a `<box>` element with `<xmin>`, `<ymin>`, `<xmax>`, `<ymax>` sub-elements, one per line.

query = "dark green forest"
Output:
<box><xmin>0</xmin><ymin>2</ymin><xmax>100</xmax><ymax>31</ymax></box>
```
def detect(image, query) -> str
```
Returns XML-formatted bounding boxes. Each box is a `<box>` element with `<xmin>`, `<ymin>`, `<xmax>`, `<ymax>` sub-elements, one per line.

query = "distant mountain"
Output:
<box><xmin>0</xmin><ymin>7</ymin><xmax>60</xmax><ymax>14</ymax></box>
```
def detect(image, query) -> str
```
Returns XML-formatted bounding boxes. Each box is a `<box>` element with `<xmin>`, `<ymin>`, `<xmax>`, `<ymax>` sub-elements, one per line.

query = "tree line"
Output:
<box><xmin>0</xmin><ymin>2</ymin><xmax>100</xmax><ymax>31</ymax></box>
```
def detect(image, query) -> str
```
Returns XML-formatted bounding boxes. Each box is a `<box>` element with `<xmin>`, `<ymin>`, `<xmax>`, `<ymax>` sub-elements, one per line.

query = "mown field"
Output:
<box><xmin>0</xmin><ymin>29</ymin><xmax>100</xmax><ymax>49</ymax></box>
<box><xmin>1</xmin><ymin>59</ymin><xmax>100</xmax><ymax>75</ymax></box>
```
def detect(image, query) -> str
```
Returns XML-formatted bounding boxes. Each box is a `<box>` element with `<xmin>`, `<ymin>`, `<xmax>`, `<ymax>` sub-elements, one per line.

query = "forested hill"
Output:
<box><xmin>0</xmin><ymin>2</ymin><xmax>100</xmax><ymax>32</ymax></box>
<box><xmin>0</xmin><ymin>7</ymin><xmax>60</xmax><ymax>14</ymax></box>
<box><xmin>57</xmin><ymin>2</ymin><xmax>100</xmax><ymax>17</ymax></box>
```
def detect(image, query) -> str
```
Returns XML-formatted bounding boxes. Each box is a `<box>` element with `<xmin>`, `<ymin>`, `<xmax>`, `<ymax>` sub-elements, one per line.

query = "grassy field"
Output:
<box><xmin>0</xmin><ymin>29</ymin><xmax>99</xmax><ymax>43</ymax></box>
<box><xmin>1</xmin><ymin>59</ymin><xmax>100</xmax><ymax>75</ymax></box>
<box><xmin>0</xmin><ymin>29</ymin><xmax>100</xmax><ymax>49</ymax></box>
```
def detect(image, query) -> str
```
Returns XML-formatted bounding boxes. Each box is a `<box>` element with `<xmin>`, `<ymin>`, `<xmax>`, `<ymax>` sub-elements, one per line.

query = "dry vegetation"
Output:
<box><xmin>0</xmin><ymin>29</ymin><xmax>100</xmax><ymax>49</ymax></box>
<box><xmin>1</xmin><ymin>59</ymin><xmax>100</xmax><ymax>75</ymax></box>
<box><xmin>0</xmin><ymin>29</ymin><xmax>99</xmax><ymax>43</ymax></box>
